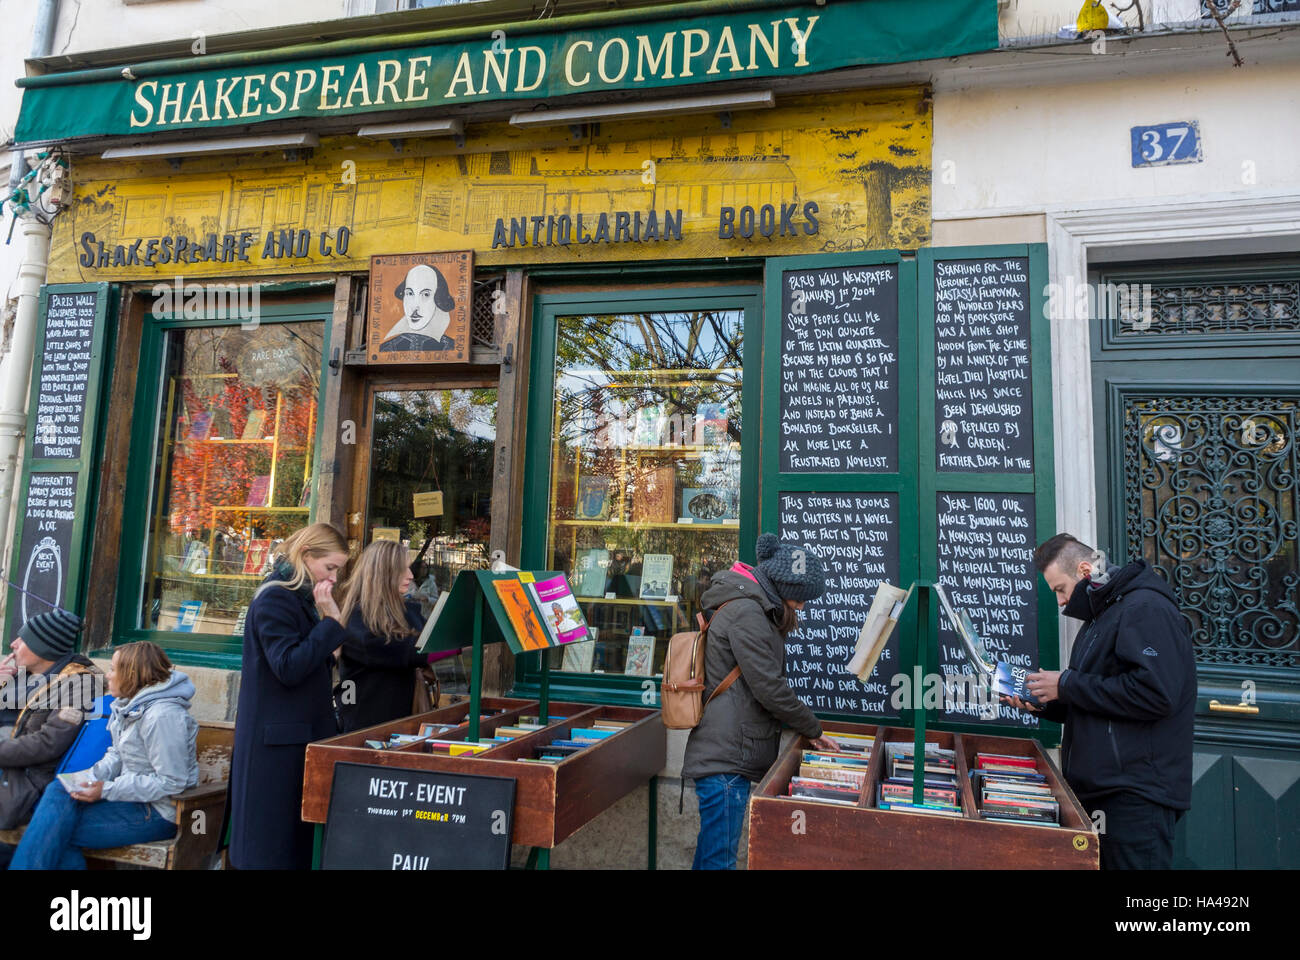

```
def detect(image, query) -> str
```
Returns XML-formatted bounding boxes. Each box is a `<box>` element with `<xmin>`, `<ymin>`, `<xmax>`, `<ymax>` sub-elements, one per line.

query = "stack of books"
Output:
<box><xmin>971</xmin><ymin>753</ymin><xmax>1059</xmax><ymax>825</ymax></box>
<box><xmin>527</xmin><ymin>720</ymin><xmax>630</xmax><ymax>763</ymax></box>
<box><xmin>877</xmin><ymin>742</ymin><xmax>962</xmax><ymax>817</ymax></box>
<box><xmin>824</xmin><ymin>732</ymin><xmax>874</xmax><ymax>755</ymax></box>
<box><xmin>788</xmin><ymin>748</ymin><xmax>872</xmax><ymax>805</ymax></box>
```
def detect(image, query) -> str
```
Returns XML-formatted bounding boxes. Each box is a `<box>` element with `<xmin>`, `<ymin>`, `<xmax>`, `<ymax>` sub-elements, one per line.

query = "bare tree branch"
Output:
<box><xmin>1203</xmin><ymin>0</ymin><xmax>1245</xmax><ymax>67</ymax></box>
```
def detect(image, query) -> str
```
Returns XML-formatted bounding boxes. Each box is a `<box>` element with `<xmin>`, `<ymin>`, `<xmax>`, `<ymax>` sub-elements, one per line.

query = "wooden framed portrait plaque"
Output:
<box><xmin>368</xmin><ymin>251</ymin><xmax>473</xmax><ymax>363</ymax></box>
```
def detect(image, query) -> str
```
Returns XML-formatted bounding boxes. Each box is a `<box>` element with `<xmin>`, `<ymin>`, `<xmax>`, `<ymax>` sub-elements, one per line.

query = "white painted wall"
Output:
<box><xmin>933</xmin><ymin>60</ymin><xmax>1300</xmax><ymax>218</ymax></box>
<box><xmin>999</xmin><ymin>0</ymin><xmax>1264</xmax><ymax>39</ymax></box>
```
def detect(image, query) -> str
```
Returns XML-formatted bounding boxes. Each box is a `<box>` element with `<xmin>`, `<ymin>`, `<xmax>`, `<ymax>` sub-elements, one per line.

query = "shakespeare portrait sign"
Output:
<box><xmin>368</xmin><ymin>251</ymin><xmax>472</xmax><ymax>363</ymax></box>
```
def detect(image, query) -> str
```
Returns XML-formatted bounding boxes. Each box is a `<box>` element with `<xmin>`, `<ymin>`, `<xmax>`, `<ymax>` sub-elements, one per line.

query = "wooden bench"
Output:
<box><xmin>0</xmin><ymin>720</ymin><xmax>234</xmax><ymax>869</ymax></box>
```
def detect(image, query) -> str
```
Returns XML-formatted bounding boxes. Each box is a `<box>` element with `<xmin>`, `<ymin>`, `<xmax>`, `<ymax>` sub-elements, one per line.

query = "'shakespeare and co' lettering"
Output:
<box><xmin>78</xmin><ymin>226</ymin><xmax>351</xmax><ymax>268</ymax></box>
<box><xmin>125</xmin><ymin>17</ymin><xmax>822</xmax><ymax>130</ymax></box>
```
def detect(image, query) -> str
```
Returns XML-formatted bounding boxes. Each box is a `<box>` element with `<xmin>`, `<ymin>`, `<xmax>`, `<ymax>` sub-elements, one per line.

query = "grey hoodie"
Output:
<box><xmin>84</xmin><ymin>670</ymin><xmax>199</xmax><ymax>822</ymax></box>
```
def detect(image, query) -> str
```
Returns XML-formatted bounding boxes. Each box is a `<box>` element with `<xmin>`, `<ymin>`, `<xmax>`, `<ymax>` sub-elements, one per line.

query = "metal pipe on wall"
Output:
<box><xmin>0</xmin><ymin>0</ymin><xmax>61</xmax><ymax>608</ymax></box>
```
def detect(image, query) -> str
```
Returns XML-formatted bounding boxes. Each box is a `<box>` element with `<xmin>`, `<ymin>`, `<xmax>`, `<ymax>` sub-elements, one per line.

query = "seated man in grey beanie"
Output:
<box><xmin>682</xmin><ymin>533</ymin><xmax>838</xmax><ymax>869</ymax></box>
<box><xmin>0</xmin><ymin>608</ymin><xmax>100</xmax><ymax>866</ymax></box>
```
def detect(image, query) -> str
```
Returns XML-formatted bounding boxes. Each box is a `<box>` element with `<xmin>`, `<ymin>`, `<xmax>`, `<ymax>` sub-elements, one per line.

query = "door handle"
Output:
<box><xmin>1208</xmin><ymin>699</ymin><xmax>1259</xmax><ymax>715</ymax></box>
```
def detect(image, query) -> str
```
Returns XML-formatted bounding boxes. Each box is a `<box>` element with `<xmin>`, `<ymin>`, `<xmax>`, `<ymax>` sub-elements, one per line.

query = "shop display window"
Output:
<box><xmin>135</xmin><ymin>320</ymin><xmax>323</xmax><ymax>642</ymax></box>
<box><xmin>523</xmin><ymin>293</ymin><xmax>757</xmax><ymax>695</ymax></box>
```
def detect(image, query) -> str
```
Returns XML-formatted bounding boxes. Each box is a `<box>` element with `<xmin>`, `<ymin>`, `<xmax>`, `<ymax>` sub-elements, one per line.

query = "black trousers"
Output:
<box><xmin>1089</xmin><ymin>791</ymin><xmax>1179</xmax><ymax>870</ymax></box>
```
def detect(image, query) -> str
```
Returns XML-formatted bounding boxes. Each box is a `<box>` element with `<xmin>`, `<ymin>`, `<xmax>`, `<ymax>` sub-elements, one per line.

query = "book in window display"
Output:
<box><xmin>574</xmin><ymin>477</ymin><xmax>612</xmax><ymax>521</ymax></box>
<box><xmin>241</xmin><ymin>408</ymin><xmax>268</xmax><ymax>440</ymax></box>
<box><xmin>631</xmin><ymin>465</ymin><xmax>676</xmax><ymax>524</ymax></box>
<box><xmin>242</xmin><ymin>539</ymin><xmax>272</xmax><ymax>576</ymax></box>
<box><xmin>624</xmin><ymin>632</ymin><xmax>655</xmax><ymax>676</ymax></box>
<box><xmin>634</xmin><ymin>404</ymin><xmax>667</xmax><ymax>447</ymax></box>
<box><xmin>697</xmin><ymin>402</ymin><xmax>729</xmax><ymax>445</ymax></box>
<box><xmin>575</xmin><ymin>548</ymin><xmax>610</xmax><ymax>598</ymax></box>
<box><xmin>680</xmin><ymin>487</ymin><xmax>735</xmax><ymax>523</ymax></box>
<box><xmin>638</xmin><ymin>554</ymin><xmax>674</xmax><ymax>600</ymax></box>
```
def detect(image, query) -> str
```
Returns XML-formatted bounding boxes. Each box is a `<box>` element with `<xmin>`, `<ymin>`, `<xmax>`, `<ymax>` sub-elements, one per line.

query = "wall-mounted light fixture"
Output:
<box><xmin>101</xmin><ymin>132</ymin><xmax>319</xmax><ymax>161</ymax></box>
<box><xmin>508</xmin><ymin>90</ymin><xmax>774</xmax><ymax>129</ymax></box>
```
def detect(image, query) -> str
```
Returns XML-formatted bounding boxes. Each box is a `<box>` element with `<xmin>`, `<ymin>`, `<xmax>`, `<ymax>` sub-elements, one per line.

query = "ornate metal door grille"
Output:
<box><xmin>1124</xmin><ymin>395</ymin><xmax>1300</xmax><ymax>669</ymax></box>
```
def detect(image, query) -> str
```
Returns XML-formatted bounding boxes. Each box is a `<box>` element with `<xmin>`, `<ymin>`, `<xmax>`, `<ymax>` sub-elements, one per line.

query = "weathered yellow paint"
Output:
<box><xmin>49</xmin><ymin>88</ymin><xmax>931</xmax><ymax>283</ymax></box>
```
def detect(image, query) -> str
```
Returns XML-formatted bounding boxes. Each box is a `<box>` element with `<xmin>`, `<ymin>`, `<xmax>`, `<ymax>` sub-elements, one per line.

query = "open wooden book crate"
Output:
<box><xmin>748</xmin><ymin>720</ymin><xmax>1099</xmax><ymax>869</ymax></box>
<box><xmin>303</xmin><ymin>697</ymin><xmax>665</xmax><ymax>849</ymax></box>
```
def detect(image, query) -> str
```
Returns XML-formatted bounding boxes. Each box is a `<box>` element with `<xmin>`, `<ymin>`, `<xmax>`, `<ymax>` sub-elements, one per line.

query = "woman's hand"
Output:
<box><xmin>314</xmin><ymin>579</ymin><xmax>342</xmax><ymax>623</ymax></box>
<box><xmin>808</xmin><ymin>734</ymin><xmax>840</xmax><ymax>752</ymax></box>
<box><xmin>70</xmin><ymin>781</ymin><xmax>104</xmax><ymax>803</ymax></box>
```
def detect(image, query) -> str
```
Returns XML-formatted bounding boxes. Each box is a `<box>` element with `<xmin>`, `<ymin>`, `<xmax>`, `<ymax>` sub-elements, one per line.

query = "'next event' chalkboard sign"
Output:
<box><xmin>779</xmin><ymin>265</ymin><xmax>900</xmax><ymax>473</ymax></box>
<box><xmin>321</xmin><ymin>761</ymin><xmax>515</xmax><ymax>870</ymax></box>
<box><xmin>777</xmin><ymin>491</ymin><xmax>900</xmax><ymax>718</ymax></box>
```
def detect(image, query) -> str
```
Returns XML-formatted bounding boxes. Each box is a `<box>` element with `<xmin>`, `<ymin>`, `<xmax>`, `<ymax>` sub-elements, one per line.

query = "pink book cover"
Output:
<box><xmin>246</xmin><ymin>475</ymin><xmax>271</xmax><ymax>507</ymax></box>
<box><xmin>528</xmin><ymin>574</ymin><xmax>590</xmax><ymax>647</ymax></box>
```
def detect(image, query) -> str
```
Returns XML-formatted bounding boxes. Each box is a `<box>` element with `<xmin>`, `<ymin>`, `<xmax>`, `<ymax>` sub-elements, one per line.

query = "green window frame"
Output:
<box><xmin>516</xmin><ymin>284</ymin><xmax>764</xmax><ymax>706</ymax></box>
<box><xmin>113</xmin><ymin>300</ymin><xmax>336</xmax><ymax>668</ymax></box>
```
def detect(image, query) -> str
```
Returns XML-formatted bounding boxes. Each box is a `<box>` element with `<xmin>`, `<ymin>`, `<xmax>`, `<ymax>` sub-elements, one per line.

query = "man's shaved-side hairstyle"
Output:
<box><xmin>1033</xmin><ymin>533</ymin><xmax>1096</xmax><ymax>574</ymax></box>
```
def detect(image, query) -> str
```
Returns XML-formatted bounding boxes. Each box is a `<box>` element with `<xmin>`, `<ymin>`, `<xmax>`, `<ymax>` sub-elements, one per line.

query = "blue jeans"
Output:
<box><xmin>10</xmin><ymin>781</ymin><xmax>177</xmax><ymax>870</ymax></box>
<box><xmin>692</xmin><ymin>774</ymin><xmax>752</xmax><ymax>870</ymax></box>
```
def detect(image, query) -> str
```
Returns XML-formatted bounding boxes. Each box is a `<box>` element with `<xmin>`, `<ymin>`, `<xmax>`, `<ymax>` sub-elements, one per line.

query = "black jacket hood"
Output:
<box><xmin>1063</xmin><ymin>558</ymin><xmax>1175</xmax><ymax>623</ymax></box>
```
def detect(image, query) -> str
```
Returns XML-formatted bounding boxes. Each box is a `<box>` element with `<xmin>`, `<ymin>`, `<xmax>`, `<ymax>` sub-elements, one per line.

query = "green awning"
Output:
<box><xmin>15</xmin><ymin>0</ymin><xmax>996</xmax><ymax>145</ymax></box>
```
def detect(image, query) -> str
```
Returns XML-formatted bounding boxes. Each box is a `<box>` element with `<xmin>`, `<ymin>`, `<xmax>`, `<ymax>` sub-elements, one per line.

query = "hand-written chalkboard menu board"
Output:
<box><xmin>934</xmin><ymin>258</ymin><xmax>1033</xmax><ymax>473</ymax></box>
<box><xmin>779</xmin><ymin>266</ymin><xmax>899</xmax><ymax>473</ymax></box>
<box><xmin>321</xmin><ymin>762</ymin><xmax>515</xmax><ymax>870</ymax></box>
<box><xmin>15</xmin><ymin>473</ymin><xmax>77</xmax><ymax>623</ymax></box>
<box><xmin>777</xmin><ymin>491</ymin><xmax>900</xmax><ymax>718</ymax></box>
<box><xmin>31</xmin><ymin>292</ymin><xmax>98</xmax><ymax>460</ymax></box>
<box><xmin>936</xmin><ymin>491</ymin><xmax>1039</xmax><ymax>728</ymax></box>
<box><xmin>5</xmin><ymin>284</ymin><xmax>110</xmax><ymax>641</ymax></box>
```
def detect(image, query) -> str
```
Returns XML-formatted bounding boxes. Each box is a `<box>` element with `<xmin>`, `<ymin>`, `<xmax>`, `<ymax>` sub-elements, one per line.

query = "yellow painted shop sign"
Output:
<box><xmin>49</xmin><ymin>90</ymin><xmax>931</xmax><ymax>282</ymax></box>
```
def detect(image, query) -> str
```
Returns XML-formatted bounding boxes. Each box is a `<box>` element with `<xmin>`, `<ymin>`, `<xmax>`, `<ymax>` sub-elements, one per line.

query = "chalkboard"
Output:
<box><xmin>14</xmin><ymin>473</ymin><xmax>78</xmax><ymax>622</ymax></box>
<box><xmin>4</xmin><ymin>283</ymin><xmax>111</xmax><ymax>644</ymax></box>
<box><xmin>321</xmin><ymin>761</ymin><xmax>515</xmax><ymax>870</ymax></box>
<box><xmin>31</xmin><ymin>291</ymin><xmax>98</xmax><ymax>460</ymax></box>
<box><xmin>777</xmin><ymin>491</ymin><xmax>900</xmax><ymax>718</ymax></box>
<box><xmin>935</xmin><ymin>491</ymin><xmax>1039</xmax><ymax>728</ymax></box>
<box><xmin>933</xmin><ymin>258</ymin><xmax>1033</xmax><ymax>473</ymax></box>
<box><xmin>779</xmin><ymin>265</ymin><xmax>899</xmax><ymax>473</ymax></box>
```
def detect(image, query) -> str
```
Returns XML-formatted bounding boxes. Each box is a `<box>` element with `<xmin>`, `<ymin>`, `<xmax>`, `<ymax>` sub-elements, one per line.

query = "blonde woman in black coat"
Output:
<box><xmin>336</xmin><ymin>540</ymin><xmax>432</xmax><ymax>732</ymax></box>
<box><xmin>228</xmin><ymin>523</ymin><xmax>349</xmax><ymax>870</ymax></box>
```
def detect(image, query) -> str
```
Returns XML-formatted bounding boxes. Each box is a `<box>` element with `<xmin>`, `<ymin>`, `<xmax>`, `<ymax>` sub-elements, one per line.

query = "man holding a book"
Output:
<box><xmin>1004</xmin><ymin>534</ymin><xmax>1195</xmax><ymax>870</ymax></box>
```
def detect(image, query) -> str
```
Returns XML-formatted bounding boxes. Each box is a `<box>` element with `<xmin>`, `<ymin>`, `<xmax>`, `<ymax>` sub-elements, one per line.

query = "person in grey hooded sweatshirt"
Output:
<box><xmin>10</xmin><ymin>641</ymin><xmax>198</xmax><ymax>869</ymax></box>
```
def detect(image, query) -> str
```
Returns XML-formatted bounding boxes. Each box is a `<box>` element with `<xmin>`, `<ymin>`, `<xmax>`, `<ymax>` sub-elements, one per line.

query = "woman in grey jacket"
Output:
<box><xmin>10</xmin><ymin>641</ymin><xmax>199</xmax><ymax>869</ymax></box>
<box><xmin>682</xmin><ymin>534</ymin><xmax>839</xmax><ymax>869</ymax></box>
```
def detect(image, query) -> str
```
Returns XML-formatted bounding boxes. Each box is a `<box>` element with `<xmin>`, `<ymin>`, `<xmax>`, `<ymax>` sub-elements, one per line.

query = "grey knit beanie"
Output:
<box><xmin>17</xmin><ymin>607</ymin><xmax>83</xmax><ymax>661</ymax></box>
<box><xmin>755</xmin><ymin>533</ymin><xmax>826</xmax><ymax>603</ymax></box>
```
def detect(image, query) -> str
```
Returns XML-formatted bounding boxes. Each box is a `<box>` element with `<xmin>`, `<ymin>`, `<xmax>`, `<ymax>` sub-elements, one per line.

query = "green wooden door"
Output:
<box><xmin>1090</xmin><ymin>257</ymin><xmax>1300</xmax><ymax>868</ymax></box>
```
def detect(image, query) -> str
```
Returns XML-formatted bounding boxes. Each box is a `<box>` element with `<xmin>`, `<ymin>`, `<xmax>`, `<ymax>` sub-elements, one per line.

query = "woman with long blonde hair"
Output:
<box><xmin>336</xmin><ymin>539</ymin><xmax>432</xmax><ymax>732</ymax></box>
<box><xmin>228</xmin><ymin>522</ymin><xmax>349</xmax><ymax>870</ymax></box>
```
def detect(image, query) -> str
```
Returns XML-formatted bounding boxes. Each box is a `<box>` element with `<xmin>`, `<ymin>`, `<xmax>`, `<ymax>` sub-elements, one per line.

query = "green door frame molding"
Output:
<box><xmin>516</xmin><ymin>282</ymin><xmax>763</xmax><ymax>705</ymax></box>
<box><xmin>113</xmin><ymin>298</ymin><xmax>336</xmax><ymax>669</ymax></box>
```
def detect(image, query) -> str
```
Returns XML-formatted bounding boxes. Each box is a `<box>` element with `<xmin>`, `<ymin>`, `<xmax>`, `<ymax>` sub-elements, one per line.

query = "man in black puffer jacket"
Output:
<box><xmin>1004</xmin><ymin>534</ymin><xmax>1195</xmax><ymax>870</ymax></box>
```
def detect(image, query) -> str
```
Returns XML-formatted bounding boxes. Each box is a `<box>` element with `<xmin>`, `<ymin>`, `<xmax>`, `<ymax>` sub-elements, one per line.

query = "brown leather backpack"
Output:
<box><xmin>660</xmin><ymin>601</ymin><xmax>740</xmax><ymax>729</ymax></box>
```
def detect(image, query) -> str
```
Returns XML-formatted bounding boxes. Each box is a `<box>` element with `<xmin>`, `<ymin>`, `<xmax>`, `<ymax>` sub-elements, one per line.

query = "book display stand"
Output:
<box><xmin>746</xmin><ymin>581</ymin><xmax>1100</xmax><ymax>869</ymax></box>
<box><xmin>302</xmin><ymin>570</ymin><xmax>667</xmax><ymax>869</ymax></box>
